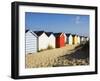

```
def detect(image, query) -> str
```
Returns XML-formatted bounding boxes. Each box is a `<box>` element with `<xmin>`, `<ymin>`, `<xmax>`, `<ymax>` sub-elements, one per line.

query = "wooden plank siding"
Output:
<box><xmin>66</xmin><ymin>34</ymin><xmax>73</xmax><ymax>45</ymax></box>
<box><xmin>55</xmin><ymin>33</ymin><xmax>65</xmax><ymax>48</ymax></box>
<box><xmin>25</xmin><ymin>30</ymin><xmax>37</xmax><ymax>54</ymax></box>
<box><xmin>77</xmin><ymin>36</ymin><xmax>80</xmax><ymax>44</ymax></box>
<box><xmin>25</xmin><ymin>30</ymin><xmax>88</xmax><ymax>55</ymax></box>
<box><xmin>73</xmin><ymin>35</ymin><xmax>78</xmax><ymax>44</ymax></box>
<box><xmin>48</xmin><ymin>34</ymin><xmax>55</xmax><ymax>48</ymax></box>
<box><xmin>38</xmin><ymin>33</ymin><xmax>49</xmax><ymax>51</ymax></box>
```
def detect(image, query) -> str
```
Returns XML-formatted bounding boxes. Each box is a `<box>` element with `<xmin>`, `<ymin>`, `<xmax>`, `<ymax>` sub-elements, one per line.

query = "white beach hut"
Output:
<box><xmin>25</xmin><ymin>30</ymin><xmax>38</xmax><ymax>54</ymax></box>
<box><xmin>85</xmin><ymin>37</ymin><xmax>89</xmax><ymax>41</ymax></box>
<box><xmin>34</xmin><ymin>31</ymin><xmax>48</xmax><ymax>51</ymax></box>
<box><xmin>77</xmin><ymin>35</ymin><xmax>81</xmax><ymax>44</ymax></box>
<box><xmin>80</xmin><ymin>36</ymin><xmax>85</xmax><ymax>43</ymax></box>
<box><xmin>86</xmin><ymin>37</ymin><xmax>89</xmax><ymax>41</ymax></box>
<box><xmin>66</xmin><ymin>34</ymin><xmax>73</xmax><ymax>45</ymax></box>
<box><xmin>45</xmin><ymin>32</ymin><xmax>55</xmax><ymax>48</ymax></box>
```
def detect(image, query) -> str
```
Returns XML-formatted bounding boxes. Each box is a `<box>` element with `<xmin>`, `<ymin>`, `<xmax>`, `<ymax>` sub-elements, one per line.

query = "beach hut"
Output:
<box><xmin>45</xmin><ymin>32</ymin><xmax>55</xmax><ymax>48</ymax></box>
<box><xmin>54</xmin><ymin>33</ymin><xmax>65</xmax><ymax>48</ymax></box>
<box><xmin>80</xmin><ymin>36</ymin><xmax>84</xmax><ymax>43</ymax></box>
<box><xmin>84</xmin><ymin>37</ymin><xmax>89</xmax><ymax>42</ymax></box>
<box><xmin>63</xmin><ymin>33</ymin><xmax>67</xmax><ymax>44</ymax></box>
<box><xmin>80</xmin><ymin>36</ymin><xmax>87</xmax><ymax>43</ymax></box>
<box><xmin>77</xmin><ymin>35</ymin><xmax>81</xmax><ymax>44</ymax></box>
<box><xmin>72</xmin><ymin>34</ymin><xmax>78</xmax><ymax>44</ymax></box>
<box><xmin>34</xmin><ymin>31</ymin><xmax>48</xmax><ymax>51</ymax></box>
<box><xmin>66</xmin><ymin>34</ymin><xmax>73</xmax><ymax>45</ymax></box>
<box><xmin>86</xmin><ymin>37</ymin><xmax>89</xmax><ymax>41</ymax></box>
<box><xmin>25</xmin><ymin>30</ymin><xmax>38</xmax><ymax>54</ymax></box>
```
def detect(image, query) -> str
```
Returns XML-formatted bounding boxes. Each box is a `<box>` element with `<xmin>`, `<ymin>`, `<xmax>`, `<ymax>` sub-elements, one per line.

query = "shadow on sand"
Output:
<box><xmin>62</xmin><ymin>41</ymin><xmax>89</xmax><ymax>59</ymax></box>
<box><xmin>53</xmin><ymin>41</ymin><xmax>89</xmax><ymax>67</ymax></box>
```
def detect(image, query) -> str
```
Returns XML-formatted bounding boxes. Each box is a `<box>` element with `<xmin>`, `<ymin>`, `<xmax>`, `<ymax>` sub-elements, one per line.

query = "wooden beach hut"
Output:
<box><xmin>77</xmin><ymin>35</ymin><xmax>81</xmax><ymax>44</ymax></box>
<box><xmin>63</xmin><ymin>33</ymin><xmax>67</xmax><ymax>44</ymax></box>
<box><xmin>86</xmin><ymin>37</ymin><xmax>89</xmax><ymax>41</ymax></box>
<box><xmin>45</xmin><ymin>32</ymin><xmax>55</xmax><ymax>48</ymax></box>
<box><xmin>84</xmin><ymin>37</ymin><xmax>89</xmax><ymax>42</ymax></box>
<box><xmin>80</xmin><ymin>36</ymin><xmax>85</xmax><ymax>43</ymax></box>
<box><xmin>34</xmin><ymin>31</ymin><xmax>48</xmax><ymax>51</ymax></box>
<box><xmin>25</xmin><ymin>30</ymin><xmax>38</xmax><ymax>54</ymax></box>
<box><xmin>72</xmin><ymin>34</ymin><xmax>78</xmax><ymax>44</ymax></box>
<box><xmin>66</xmin><ymin>34</ymin><xmax>73</xmax><ymax>45</ymax></box>
<box><xmin>54</xmin><ymin>33</ymin><xmax>65</xmax><ymax>48</ymax></box>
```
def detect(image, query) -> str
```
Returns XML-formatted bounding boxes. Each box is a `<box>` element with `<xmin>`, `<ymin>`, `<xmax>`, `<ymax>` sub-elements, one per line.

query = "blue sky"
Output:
<box><xmin>25</xmin><ymin>12</ymin><xmax>89</xmax><ymax>37</ymax></box>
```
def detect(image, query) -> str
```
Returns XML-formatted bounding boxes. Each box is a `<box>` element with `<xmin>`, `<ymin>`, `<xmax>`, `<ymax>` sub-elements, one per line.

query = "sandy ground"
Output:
<box><xmin>26</xmin><ymin>44</ymin><xmax>89</xmax><ymax>68</ymax></box>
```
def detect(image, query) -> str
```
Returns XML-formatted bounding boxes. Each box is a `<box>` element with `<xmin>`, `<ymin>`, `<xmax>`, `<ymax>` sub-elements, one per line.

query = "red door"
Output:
<box><xmin>60</xmin><ymin>35</ymin><xmax>65</xmax><ymax>47</ymax></box>
<box><xmin>56</xmin><ymin>34</ymin><xmax>65</xmax><ymax>48</ymax></box>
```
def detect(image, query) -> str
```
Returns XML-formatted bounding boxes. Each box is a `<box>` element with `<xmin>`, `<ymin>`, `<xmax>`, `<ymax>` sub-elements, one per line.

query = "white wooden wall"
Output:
<box><xmin>25</xmin><ymin>31</ymin><xmax>37</xmax><ymax>54</ymax></box>
<box><xmin>86</xmin><ymin>37</ymin><xmax>89</xmax><ymax>41</ymax></box>
<box><xmin>80</xmin><ymin>37</ymin><xmax>85</xmax><ymax>43</ymax></box>
<box><xmin>48</xmin><ymin>34</ymin><xmax>55</xmax><ymax>48</ymax></box>
<box><xmin>38</xmin><ymin>33</ymin><xmax>48</xmax><ymax>51</ymax></box>
<box><xmin>68</xmin><ymin>35</ymin><xmax>73</xmax><ymax>45</ymax></box>
<box><xmin>64</xmin><ymin>33</ymin><xmax>67</xmax><ymax>43</ymax></box>
<box><xmin>77</xmin><ymin>36</ymin><xmax>80</xmax><ymax>44</ymax></box>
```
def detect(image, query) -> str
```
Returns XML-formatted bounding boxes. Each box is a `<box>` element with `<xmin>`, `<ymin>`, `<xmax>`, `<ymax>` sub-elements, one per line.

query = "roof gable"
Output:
<box><xmin>54</xmin><ymin>32</ymin><xmax>64</xmax><ymax>37</ymax></box>
<box><xmin>45</xmin><ymin>32</ymin><xmax>53</xmax><ymax>37</ymax></box>
<box><xmin>34</xmin><ymin>31</ymin><xmax>44</xmax><ymax>37</ymax></box>
<box><xmin>25</xmin><ymin>29</ymin><xmax>29</xmax><ymax>33</ymax></box>
<box><xmin>25</xmin><ymin>30</ymin><xmax>38</xmax><ymax>37</ymax></box>
<box><xmin>72</xmin><ymin>34</ymin><xmax>77</xmax><ymax>37</ymax></box>
<box><xmin>66</xmin><ymin>33</ymin><xmax>71</xmax><ymax>37</ymax></box>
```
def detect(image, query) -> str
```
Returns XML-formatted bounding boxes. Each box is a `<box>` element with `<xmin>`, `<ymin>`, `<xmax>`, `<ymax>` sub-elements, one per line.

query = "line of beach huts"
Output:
<box><xmin>26</xmin><ymin>30</ymin><xmax>89</xmax><ymax>54</ymax></box>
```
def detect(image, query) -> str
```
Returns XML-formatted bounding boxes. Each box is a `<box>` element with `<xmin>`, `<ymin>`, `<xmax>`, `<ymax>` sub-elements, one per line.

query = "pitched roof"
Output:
<box><xmin>45</xmin><ymin>32</ymin><xmax>53</xmax><ymax>37</ymax></box>
<box><xmin>34</xmin><ymin>31</ymin><xmax>44</xmax><ymax>36</ymax></box>
<box><xmin>84</xmin><ymin>36</ymin><xmax>88</xmax><ymax>38</ymax></box>
<box><xmin>25</xmin><ymin>29</ymin><xmax>38</xmax><ymax>37</ymax></box>
<box><xmin>77</xmin><ymin>35</ymin><xmax>80</xmax><ymax>37</ymax></box>
<box><xmin>25</xmin><ymin>29</ymin><xmax>29</xmax><ymax>33</ymax></box>
<box><xmin>72</xmin><ymin>34</ymin><xmax>77</xmax><ymax>37</ymax></box>
<box><xmin>80</xmin><ymin>36</ymin><xmax>85</xmax><ymax>38</ymax></box>
<box><xmin>54</xmin><ymin>32</ymin><xmax>63</xmax><ymax>37</ymax></box>
<box><xmin>66</xmin><ymin>33</ymin><xmax>71</xmax><ymax>37</ymax></box>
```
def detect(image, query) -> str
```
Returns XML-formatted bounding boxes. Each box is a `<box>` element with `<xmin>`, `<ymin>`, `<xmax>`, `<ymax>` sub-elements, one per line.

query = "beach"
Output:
<box><xmin>26</xmin><ymin>43</ymin><xmax>89</xmax><ymax>68</ymax></box>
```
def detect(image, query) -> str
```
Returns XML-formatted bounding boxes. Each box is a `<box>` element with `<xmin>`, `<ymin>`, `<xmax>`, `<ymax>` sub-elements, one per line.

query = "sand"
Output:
<box><xmin>26</xmin><ymin>44</ymin><xmax>89</xmax><ymax>68</ymax></box>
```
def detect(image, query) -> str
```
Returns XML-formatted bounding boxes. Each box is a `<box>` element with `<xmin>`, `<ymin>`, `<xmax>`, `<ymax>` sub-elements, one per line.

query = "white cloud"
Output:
<box><xmin>75</xmin><ymin>16</ymin><xmax>81</xmax><ymax>24</ymax></box>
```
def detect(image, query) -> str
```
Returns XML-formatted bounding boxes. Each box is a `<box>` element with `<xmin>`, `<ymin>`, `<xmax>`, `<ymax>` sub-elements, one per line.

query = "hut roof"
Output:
<box><xmin>25</xmin><ymin>29</ymin><xmax>29</xmax><ymax>33</ymax></box>
<box><xmin>25</xmin><ymin>30</ymin><xmax>38</xmax><ymax>37</ymax></box>
<box><xmin>72</xmin><ymin>34</ymin><xmax>76</xmax><ymax>37</ymax></box>
<box><xmin>66</xmin><ymin>33</ymin><xmax>71</xmax><ymax>37</ymax></box>
<box><xmin>34</xmin><ymin>31</ymin><xmax>44</xmax><ymax>36</ymax></box>
<box><xmin>80</xmin><ymin>36</ymin><xmax>85</xmax><ymax>38</ymax></box>
<box><xmin>45</xmin><ymin>32</ymin><xmax>53</xmax><ymax>37</ymax></box>
<box><xmin>54</xmin><ymin>32</ymin><xmax>64</xmax><ymax>37</ymax></box>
